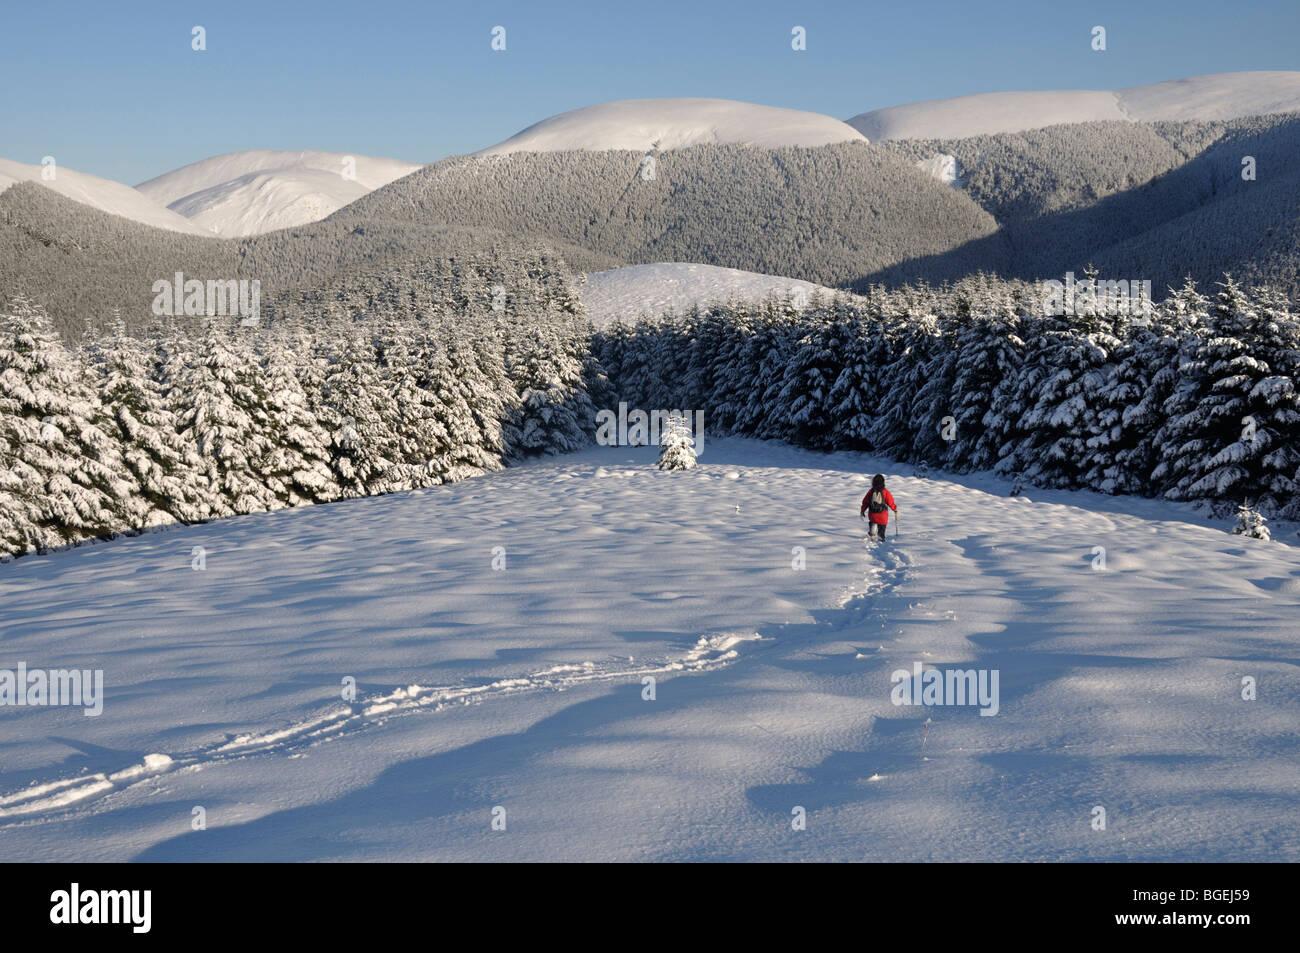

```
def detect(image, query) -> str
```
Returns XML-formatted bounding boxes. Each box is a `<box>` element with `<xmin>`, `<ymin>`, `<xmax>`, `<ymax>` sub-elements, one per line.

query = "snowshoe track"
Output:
<box><xmin>0</xmin><ymin>631</ymin><xmax>761</xmax><ymax>822</ymax></box>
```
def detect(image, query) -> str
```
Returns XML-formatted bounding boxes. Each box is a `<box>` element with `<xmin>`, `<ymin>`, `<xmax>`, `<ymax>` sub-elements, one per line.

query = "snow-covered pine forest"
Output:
<box><xmin>0</xmin><ymin>290</ymin><xmax>597</xmax><ymax>560</ymax></box>
<box><xmin>596</xmin><ymin>275</ymin><xmax>1300</xmax><ymax>519</ymax></box>
<box><xmin>4</xmin><ymin>265</ymin><xmax>1297</xmax><ymax>563</ymax></box>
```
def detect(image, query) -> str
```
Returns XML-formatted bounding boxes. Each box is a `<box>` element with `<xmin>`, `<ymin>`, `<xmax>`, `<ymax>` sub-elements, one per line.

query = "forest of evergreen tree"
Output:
<box><xmin>2</xmin><ymin>266</ymin><xmax>1297</xmax><ymax>562</ymax></box>
<box><xmin>596</xmin><ymin>275</ymin><xmax>1300</xmax><ymax>521</ymax></box>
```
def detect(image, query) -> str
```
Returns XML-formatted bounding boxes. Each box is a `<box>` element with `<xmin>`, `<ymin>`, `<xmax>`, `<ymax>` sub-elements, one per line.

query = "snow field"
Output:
<box><xmin>578</xmin><ymin>263</ymin><xmax>849</xmax><ymax>327</ymax></box>
<box><xmin>1</xmin><ymin>440</ymin><xmax>1296</xmax><ymax>860</ymax></box>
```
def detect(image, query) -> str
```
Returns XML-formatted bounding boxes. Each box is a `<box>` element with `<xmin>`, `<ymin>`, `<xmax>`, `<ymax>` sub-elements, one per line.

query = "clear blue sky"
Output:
<box><xmin>2</xmin><ymin>0</ymin><xmax>1297</xmax><ymax>184</ymax></box>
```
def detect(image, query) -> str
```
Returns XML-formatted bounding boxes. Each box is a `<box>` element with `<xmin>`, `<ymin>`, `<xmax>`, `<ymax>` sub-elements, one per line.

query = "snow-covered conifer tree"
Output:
<box><xmin>506</xmin><ymin>322</ymin><xmax>596</xmax><ymax>458</ymax></box>
<box><xmin>256</xmin><ymin>334</ymin><xmax>340</xmax><ymax>506</ymax></box>
<box><xmin>742</xmin><ymin>306</ymin><xmax>801</xmax><ymax>441</ymax></box>
<box><xmin>1013</xmin><ymin>316</ymin><xmax>1120</xmax><ymax>489</ymax></box>
<box><xmin>874</xmin><ymin>312</ymin><xmax>941</xmax><ymax>460</ymax></box>
<box><xmin>429</xmin><ymin>329</ymin><xmax>509</xmax><ymax>481</ymax></box>
<box><xmin>707</xmin><ymin>304</ymin><xmax>756</xmax><ymax>435</ymax></box>
<box><xmin>171</xmin><ymin>322</ymin><xmax>280</xmax><ymax>516</ymax></box>
<box><xmin>656</xmin><ymin>414</ymin><xmax>698</xmax><ymax>470</ymax></box>
<box><xmin>826</xmin><ymin>307</ymin><xmax>889</xmax><ymax>452</ymax></box>
<box><xmin>320</xmin><ymin>331</ymin><xmax>403</xmax><ymax>497</ymax></box>
<box><xmin>948</xmin><ymin>312</ymin><xmax>1023</xmax><ymax>472</ymax></box>
<box><xmin>777</xmin><ymin>312</ymin><xmax>853</xmax><ymax>449</ymax></box>
<box><xmin>1154</xmin><ymin>279</ymin><xmax>1299</xmax><ymax>512</ymax></box>
<box><xmin>0</xmin><ymin>297</ymin><xmax>133</xmax><ymax>553</ymax></box>
<box><xmin>1233</xmin><ymin>503</ymin><xmax>1271</xmax><ymax>540</ymax></box>
<box><xmin>92</xmin><ymin>321</ymin><xmax>214</xmax><ymax>526</ymax></box>
<box><xmin>908</xmin><ymin>313</ymin><xmax>963</xmax><ymax>466</ymax></box>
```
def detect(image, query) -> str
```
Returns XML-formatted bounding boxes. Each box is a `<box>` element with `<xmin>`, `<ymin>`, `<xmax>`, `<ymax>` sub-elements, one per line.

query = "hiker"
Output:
<box><xmin>860</xmin><ymin>473</ymin><xmax>898</xmax><ymax>540</ymax></box>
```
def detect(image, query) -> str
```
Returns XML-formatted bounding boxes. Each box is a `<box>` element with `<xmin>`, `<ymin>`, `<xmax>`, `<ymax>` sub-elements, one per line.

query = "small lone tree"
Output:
<box><xmin>656</xmin><ymin>414</ymin><xmax>698</xmax><ymax>470</ymax></box>
<box><xmin>1232</xmin><ymin>503</ymin><xmax>1270</xmax><ymax>540</ymax></box>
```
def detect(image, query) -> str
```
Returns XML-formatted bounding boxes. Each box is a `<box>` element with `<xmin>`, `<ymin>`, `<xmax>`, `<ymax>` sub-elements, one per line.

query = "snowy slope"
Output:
<box><xmin>914</xmin><ymin>153</ymin><xmax>960</xmax><ymax>185</ymax></box>
<box><xmin>1</xmin><ymin>440</ymin><xmax>1297</xmax><ymax>862</ymax></box>
<box><xmin>135</xmin><ymin>151</ymin><xmax>423</xmax><ymax>237</ymax></box>
<box><xmin>477</xmin><ymin>99</ymin><xmax>867</xmax><ymax>154</ymax></box>
<box><xmin>0</xmin><ymin>157</ymin><xmax>212</xmax><ymax>236</ymax></box>
<box><xmin>578</xmin><ymin>263</ymin><xmax>853</xmax><ymax>326</ymax></box>
<box><xmin>849</xmin><ymin>70</ymin><xmax>1300</xmax><ymax>140</ymax></box>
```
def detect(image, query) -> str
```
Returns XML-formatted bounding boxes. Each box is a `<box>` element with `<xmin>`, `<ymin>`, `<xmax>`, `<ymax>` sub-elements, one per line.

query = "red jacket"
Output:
<box><xmin>861</xmin><ymin>487</ymin><xmax>897</xmax><ymax>525</ymax></box>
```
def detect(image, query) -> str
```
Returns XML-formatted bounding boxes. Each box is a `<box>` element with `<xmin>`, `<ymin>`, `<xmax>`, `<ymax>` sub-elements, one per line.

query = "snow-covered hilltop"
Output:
<box><xmin>579</xmin><ymin>262</ymin><xmax>850</xmax><ymax>326</ymax></box>
<box><xmin>849</xmin><ymin>70</ymin><xmax>1300</xmax><ymax>140</ymax></box>
<box><xmin>0</xmin><ymin>150</ymin><xmax>423</xmax><ymax>239</ymax></box>
<box><xmin>135</xmin><ymin>150</ymin><xmax>423</xmax><ymax>237</ymax></box>
<box><xmin>0</xmin><ymin>157</ymin><xmax>212</xmax><ymax>236</ymax></box>
<box><xmin>476</xmin><ymin>98</ymin><xmax>868</xmax><ymax>155</ymax></box>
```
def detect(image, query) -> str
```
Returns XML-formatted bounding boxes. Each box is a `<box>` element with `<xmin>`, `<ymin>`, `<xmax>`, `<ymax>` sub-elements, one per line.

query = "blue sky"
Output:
<box><xmin>3</xmin><ymin>0</ymin><xmax>1297</xmax><ymax>184</ymax></box>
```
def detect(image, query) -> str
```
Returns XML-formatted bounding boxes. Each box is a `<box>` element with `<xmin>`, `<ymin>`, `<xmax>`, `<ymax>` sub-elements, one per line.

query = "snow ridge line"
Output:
<box><xmin>0</xmin><ymin>631</ymin><xmax>762</xmax><ymax>822</ymax></box>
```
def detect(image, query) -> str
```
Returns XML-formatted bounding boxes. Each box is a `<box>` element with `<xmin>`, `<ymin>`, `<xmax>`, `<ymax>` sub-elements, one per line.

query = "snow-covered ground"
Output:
<box><xmin>476</xmin><ymin>99</ymin><xmax>867</xmax><ymax>155</ymax></box>
<box><xmin>1</xmin><ymin>439</ymin><xmax>1297</xmax><ymax>861</ymax></box>
<box><xmin>135</xmin><ymin>151</ymin><xmax>424</xmax><ymax>237</ymax></box>
<box><xmin>914</xmin><ymin>153</ymin><xmax>960</xmax><ymax>185</ymax></box>
<box><xmin>849</xmin><ymin>70</ymin><xmax>1300</xmax><ymax>140</ymax></box>
<box><xmin>579</xmin><ymin>263</ymin><xmax>851</xmax><ymax>326</ymax></box>
<box><xmin>0</xmin><ymin>157</ymin><xmax>212</xmax><ymax>235</ymax></box>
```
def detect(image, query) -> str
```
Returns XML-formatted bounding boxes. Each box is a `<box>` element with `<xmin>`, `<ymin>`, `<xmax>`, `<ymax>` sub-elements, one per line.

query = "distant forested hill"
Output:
<box><xmin>876</xmin><ymin>112</ymin><xmax>1300</xmax><ymax>295</ymax></box>
<box><xmin>0</xmin><ymin>182</ymin><xmax>615</xmax><ymax>337</ymax></box>
<box><xmin>7</xmin><ymin>113</ymin><xmax>1300</xmax><ymax>340</ymax></box>
<box><xmin>330</xmin><ymin>142</ymin><xmax>1008</xmax><ymax>289</ymax></box>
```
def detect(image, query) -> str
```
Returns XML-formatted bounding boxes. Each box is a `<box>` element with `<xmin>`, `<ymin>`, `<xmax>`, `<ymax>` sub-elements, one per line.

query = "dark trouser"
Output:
<box><xmin>869</xmin><ymin>520</ymin><xmax>887</xmax><ymax>539</ymax></box>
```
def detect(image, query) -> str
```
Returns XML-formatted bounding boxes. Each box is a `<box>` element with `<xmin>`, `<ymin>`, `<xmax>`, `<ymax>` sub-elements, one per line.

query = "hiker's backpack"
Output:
<box><xmin>868</xmin><ymin>489</ymin><xmax>887</xmax><ymax>514</ymax></box>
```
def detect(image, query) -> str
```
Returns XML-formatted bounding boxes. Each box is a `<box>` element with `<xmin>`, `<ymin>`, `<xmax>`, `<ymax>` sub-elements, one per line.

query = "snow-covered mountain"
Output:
<box><xmin>337</xmin><ymin>140</ymin><xmax>996</xmax><ymax>291</ymax></box>
<box><xmin>579</xmin><ymin>262</ymin><xmax>851</xmax><ymax>326</ymax></box>
<box><xmin>0</xmin><ymin>157</ymin><xmax>212</xmax><ymax>236</ymax></box>
<box><xmin>849</xmin><ymin>70</ymin><xmax>1300</xmax><ymax>140</ymax></box>
<box><xmin>135</xmin><ymin>150</ymin><xmax>423</xmax><ymax>237</ymax></box>
<box><xmin>477</xmin><ymin>98</ymin><xmax>867</xmax><ymax>154</ymax></box>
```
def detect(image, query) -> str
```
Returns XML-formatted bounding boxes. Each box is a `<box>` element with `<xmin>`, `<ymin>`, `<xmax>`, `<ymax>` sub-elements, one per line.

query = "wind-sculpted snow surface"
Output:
<box><xmin>0</xmin><ymin>440</ymin><xmax>1297</xmax><ymax>861</ymax></box>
